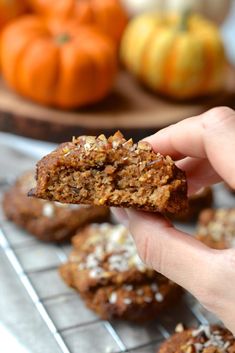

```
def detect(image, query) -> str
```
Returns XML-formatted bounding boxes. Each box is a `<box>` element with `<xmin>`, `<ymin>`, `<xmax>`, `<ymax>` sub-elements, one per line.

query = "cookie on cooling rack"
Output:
<box><xmin>196</xmin><ymin>208</ymin><xmax>235</xmax><ymax>249</ymax></box>
<box><xmin>170</xmin><ymin>187</ymin><xmax>213</xmax><ymax>222</ymax></box>
<box><xmin>30</xmin><ymin>131</ymin><xmax>188</xmax><ymax>215</ymax></box>
<box><xmin>157</xmin><ymin>324</ymin><xmax>235</xmax><ymax>353</ymax></box>
<box><xmin>2</xmin><ymin>171</ymin><xmax>109</xmax><ymax>243</ymax></box>
<box><xmin>60</xmin><ymin>223</ymin><xmax>182</xmax><ymax>321</ymax></box>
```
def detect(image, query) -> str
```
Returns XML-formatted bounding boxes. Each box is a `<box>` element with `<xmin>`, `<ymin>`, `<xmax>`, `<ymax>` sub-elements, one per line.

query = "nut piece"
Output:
<box><xmin>85</xmin><ymin>136</ymin><xmax>96</xmax><ymax>144</ymax></box>
<box><xmin>98</xmin><ymin>134</ymin><xmax>108</xmax><ymax>143</ymax></box>
<box><xmin>123</xmin><ymin>138</ymin><xmax>134</xmax><ymax>148</ymax></box>
<box><xmin>137</xmin><ymin>141</ymin><xmax>152</xmax><ymax>151</ymax></box>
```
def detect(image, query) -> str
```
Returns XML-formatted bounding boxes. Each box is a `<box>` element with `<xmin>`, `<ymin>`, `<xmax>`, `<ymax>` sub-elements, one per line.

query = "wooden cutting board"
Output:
<box><xmin>0</xmin><ymin>66</ymin><xmax>234</xmax><ymax>143</ymax></box>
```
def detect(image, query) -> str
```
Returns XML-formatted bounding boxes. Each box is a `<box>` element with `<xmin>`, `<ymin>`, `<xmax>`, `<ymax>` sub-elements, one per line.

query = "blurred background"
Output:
<box><xmin>0</xmin><ymin>2</ymin><xmax>235</xmax><ymax>353</ymax></box>
<box><xmin>0</xmin><ymin>0</ymin><xmax>234</xmax><ymax>160</ymax></box>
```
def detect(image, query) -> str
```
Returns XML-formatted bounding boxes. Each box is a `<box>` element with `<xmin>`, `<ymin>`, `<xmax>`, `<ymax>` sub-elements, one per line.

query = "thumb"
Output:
<box><xmin>112</xmin><ymin>208</ymin><xmax>216</xmax><ymax>300</ymax></box>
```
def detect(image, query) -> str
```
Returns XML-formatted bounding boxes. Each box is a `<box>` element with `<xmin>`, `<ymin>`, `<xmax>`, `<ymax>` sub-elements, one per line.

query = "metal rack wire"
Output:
<box><xmin>0</xmin><ymin>178</ymin><xmax>219</xmax><ymax>353</ymax></box>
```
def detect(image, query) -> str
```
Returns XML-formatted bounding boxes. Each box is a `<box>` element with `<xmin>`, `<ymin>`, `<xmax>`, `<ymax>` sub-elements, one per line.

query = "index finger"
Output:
<box><xmin>145</xmin><ymin>107</ymin><xmax>235</xmax><ymax>187</ymax></box>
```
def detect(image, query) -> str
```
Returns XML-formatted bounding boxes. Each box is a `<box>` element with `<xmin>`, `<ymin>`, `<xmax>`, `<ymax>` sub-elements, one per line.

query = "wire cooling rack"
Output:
<box><xmin>0</xmin><ymin>177</ymin><xmax>220</xmax><ymax>353</ymax></box>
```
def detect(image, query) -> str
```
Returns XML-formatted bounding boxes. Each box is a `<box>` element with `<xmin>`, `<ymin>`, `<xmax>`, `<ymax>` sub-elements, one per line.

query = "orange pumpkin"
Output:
<box><xmin>0</xmin><ymin>0</ymin><xmax>28</xmax><ymax>29</ymax></box>
<box><xmin>28</xmin><ymin>0</ymin><xmax>128</xmax><ymax>45</ymax></box>
<box><xmin>1</xmin><ymin>15</ymin><xmax>117</xmax><ymax>108</ymax></box>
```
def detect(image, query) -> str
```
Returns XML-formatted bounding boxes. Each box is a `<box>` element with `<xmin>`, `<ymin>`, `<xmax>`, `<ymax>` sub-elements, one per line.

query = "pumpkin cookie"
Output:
<box><xmin>196</xmin><ymin>208</ymin><xmax>235</xmax><ymax>249</ymax></box>
<box><xmin>157</xmin><ymin>324</ymin><xmax>235</xmax><ymax>353</ymax></box>
<box><xmin>30</xmin><ymin>131</ymin><xmax>188</xmax><ymax>215</ymax></box>
<box><xmin>170</xmin><ymin>187</ymin><xmax>213</xmax><ymax>222</ymax></box>
<box><xmin>3</xmin><ymin>171</ymin><xmax>109</xmax><ymax>243</ymax></box>
<box><xmin>60</xmin><ymin>223</ymin><xmax>182</xmax><ymax>321</ymax></box>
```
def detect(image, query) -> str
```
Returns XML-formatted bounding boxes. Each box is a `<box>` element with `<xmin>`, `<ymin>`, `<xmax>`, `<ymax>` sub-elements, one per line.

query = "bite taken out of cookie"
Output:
<box><xmin>29</xmin><ymin>131</ymin><xmax>188</xmax><ymax>215</ymax></box>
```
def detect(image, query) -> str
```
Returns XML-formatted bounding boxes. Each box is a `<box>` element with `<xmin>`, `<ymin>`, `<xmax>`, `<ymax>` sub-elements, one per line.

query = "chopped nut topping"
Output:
<box><xmin>137</xmin><ymin>141</ymin><xmax>152</xmax><ymax>151</ymax></box>
<box><xmin>85</xmin><ymin>136</ymin><xmax>96</xmax><ymax>144</ymax></box>
<box><xmin>123</xmin><ymin>138</ymin><xmax>134</xmax><ymax>148</ymax></box>
<box><xmin>62</xmin><ymin>147</ymin><xmax>70</xmax><ymax>154</ymax></box>
<box><xmin>33</xmin><ymin>130</ymin><xmax>188</xmax><ymax>219</ymax></box>
<box><xmin>188</xmin><ymin>325</ymin><xmax>233</xmax><ymax>353</ymax></box>
<box><xmin>197</xmin><ymin>209</ymin><xmax>235</xmax><ymax>248</ymax></box>
<box><xmin>98</xmin><ymin>134</ymin><xmax>108</xmax><ymax>143</ymax></box>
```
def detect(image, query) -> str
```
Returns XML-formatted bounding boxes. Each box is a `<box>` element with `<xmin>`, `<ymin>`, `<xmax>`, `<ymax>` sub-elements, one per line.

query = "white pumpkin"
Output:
<box><xmin>122</xmin><ymin>0</ymin><xmax>231</xmax><ymax>24</ymax></box>
<box><xmin>121</xmin><ymin>0</ymin><xmax>163</xmax><ymax>15</ymax></box>
<box><xmin>168</xmin><ymin>0</ymin><xmax>231</xmax><ymax>24</ymax></box>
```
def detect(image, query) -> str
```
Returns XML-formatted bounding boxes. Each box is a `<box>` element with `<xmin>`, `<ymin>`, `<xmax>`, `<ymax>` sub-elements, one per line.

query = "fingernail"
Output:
<box><xmin>110</xmin><ymin>207</ymin><xmax>129</xmax><ymax>227</ymax></box>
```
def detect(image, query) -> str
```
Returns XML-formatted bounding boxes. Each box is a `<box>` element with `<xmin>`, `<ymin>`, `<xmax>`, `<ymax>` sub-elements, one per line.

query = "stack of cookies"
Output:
<box><xmin>60</xmin><ymin>223</ymin><xmax>182</xmax><ymax>321</ymax></box>
<box><xmin>2</xmin><ymin>131</ymin><xmax>190</xmax><ymax>324</ymax></box>
<box><xmin>2</xmin><ymin>131</ymin><xmax>189</xmax><ymax>323</ymax></box>
<box><xmin>3</xmin><ymin>131</ymin><xmax>235</xmax><ymax>348</ymax></box>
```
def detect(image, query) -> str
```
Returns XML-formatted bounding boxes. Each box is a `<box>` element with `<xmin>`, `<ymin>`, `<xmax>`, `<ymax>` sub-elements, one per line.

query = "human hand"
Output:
<box><xmin>112</xmin><ymin>107</ymin><xmax>235</xmax><ymax>334</ymax></box>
